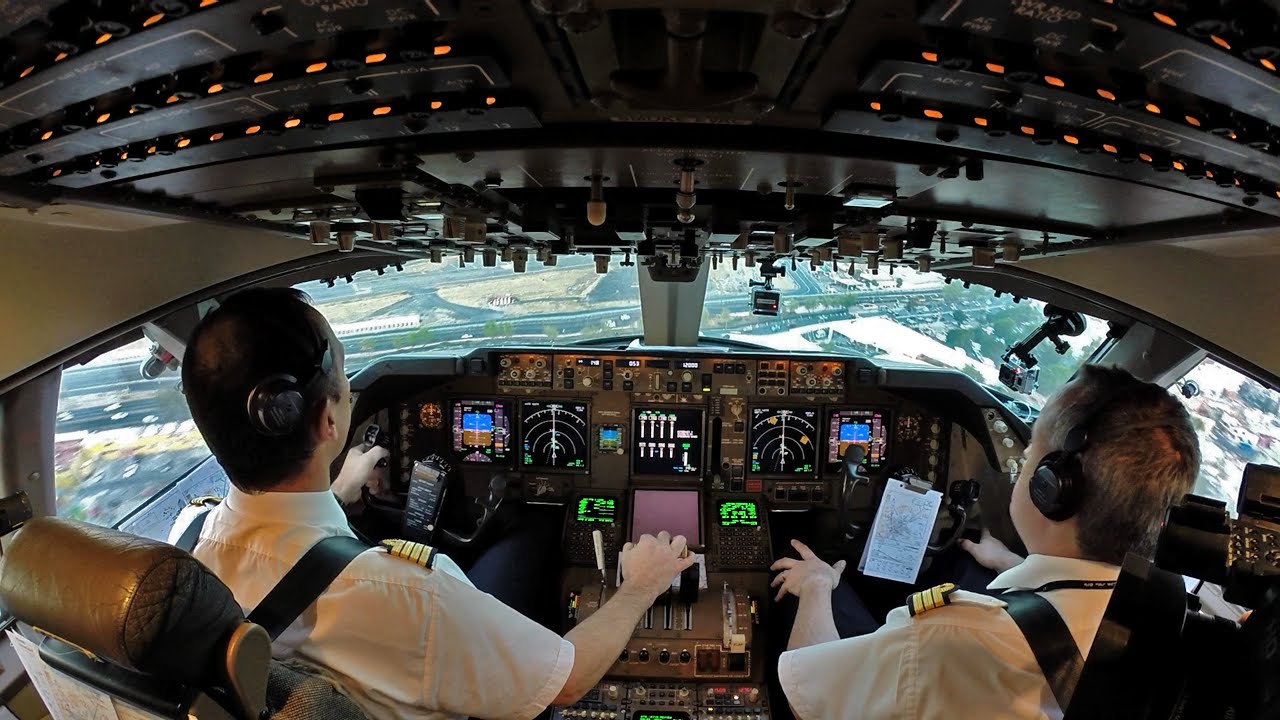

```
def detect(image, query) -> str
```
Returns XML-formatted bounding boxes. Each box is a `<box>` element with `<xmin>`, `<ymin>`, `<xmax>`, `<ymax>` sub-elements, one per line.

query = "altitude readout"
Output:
<box><xmin>748</xmin><ymin>407</ymin><xmax>818</xmax><ymax>475</ymax></box>
<box><xmin>520</xmin><ymin>400</ymin><xmax>590</xmax><ymax>470</ymax></box>
<box><xmin>450</xmin><ymin>399</ymin><xmax>510</xmax><ymax>463</ymax></box>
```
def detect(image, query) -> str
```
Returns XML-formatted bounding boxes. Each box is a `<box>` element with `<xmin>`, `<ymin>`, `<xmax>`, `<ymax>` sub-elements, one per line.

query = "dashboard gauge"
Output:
<box><xmin>898</xmin><ymin>414</ymin><xmax>921</xmax><ymax>442</ymax></box>
<box><xmin>419</xmin><ymin>402</ymin><xmax>444</xmax><ymax>429</ymax></box>
<box><xmin>520</xmin><ymin>400</ymin><xmax>590</xmax><ymax>470</ymax></box>
<box><xmin>748</xmin><ymin>407</ymin><xmax>818</xmax><ymax>476</ymax></box>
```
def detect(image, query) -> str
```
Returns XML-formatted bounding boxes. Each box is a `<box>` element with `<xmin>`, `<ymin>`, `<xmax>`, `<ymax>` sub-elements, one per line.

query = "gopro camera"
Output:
<box><xmin>751</xmin><ymin>287</ymin><xmax>781</xmax><ymax>316</ymax></box>
<box><xmin>999</xmin><ymin>354</ymin><xmax>1039</xmax><ymax>394</ymax></box>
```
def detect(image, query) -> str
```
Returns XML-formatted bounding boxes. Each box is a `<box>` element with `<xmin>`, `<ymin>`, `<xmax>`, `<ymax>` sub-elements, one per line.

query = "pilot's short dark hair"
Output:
<box><xmin>1037</xmin><ymin>364</ymin><xmax>1201</xmax><ymax>564</ymax></box>
<box><xmin>182</xmin><ymin>287</ymin><xmax>342</xmax><ymax>492</ymax></box>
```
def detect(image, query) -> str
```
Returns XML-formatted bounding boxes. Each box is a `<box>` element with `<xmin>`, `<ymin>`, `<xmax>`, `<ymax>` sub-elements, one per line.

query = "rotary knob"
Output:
<box><xmin>633</xmin><ymin>685</ymin><xmax>647</xmax><ymax>698</ymax></box>
<box><xmin>659</xmin><ymin>649</ymin><xmax>671</xmax><ymax>663</ymax></box>
<box><xmin>582</xmin><ymin>376</ymin><xmax>593</xmax><ymax>387</ymax></box>
<box><xmin>679</xmin><ymin>649</ymin><xmax>691</xmax><ymax>663</ymax></box>
<box><xmin>637</xmin><ymin>649</ymin><xmax>650</xmax><ymax>663</ymax></box>
<box><xmin>993</xmin><ymin>419</ymin><xmax>1009</xmax><ymax>433</ymax></box>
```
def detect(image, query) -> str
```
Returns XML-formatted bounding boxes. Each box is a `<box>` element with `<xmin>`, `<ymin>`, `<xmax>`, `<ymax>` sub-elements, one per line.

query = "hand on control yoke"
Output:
<box><xmin>333</xmin><ymin>445</ymin><xmax>391</xmax><ymax>505</ymax></box>
<box><xmin>959</xmin><ymin>528</ymin><xmax>1024</xmax><ymax>573</ymax></box>
<box><xmin>770</xmin><ymin>539</ymin><xmax>846</xmax><ymax>602</ymax></box>
<box><xmin>620</xmin><ymin>531</ymin><xmax>698</xmax><ymax>602</ymax></box>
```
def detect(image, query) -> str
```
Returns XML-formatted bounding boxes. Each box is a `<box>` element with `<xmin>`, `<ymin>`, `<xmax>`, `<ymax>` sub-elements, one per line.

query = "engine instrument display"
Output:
<box><xmin>520</xmin><ymin>400</ymin><xmax>590</xmax><ymax>470</ymax></box>
<box><xmin>718</xmin><ymin>500</ymin><xmax>760</xmax><ymax>527</ymax></box>
<box><xmin>450</xmin><ymin>399</ymin><xmax>510</xmax><ymax>463</ymax></box>
<box><xmin>826</xmin><ymin>408</ymin><xmax>889</xmax><ymax>471</ymax></box>
<box><xmin>748</xmin><ymin>407</ymin><xmax>818</xmax><ymax>476</ymax></box>
<box><xmin>632</xmin><ymin>407</ymin><xmax>704</xmax><ymax>476</ymax></box>
<box><xmin>575</xmin><ymin>496</ymin><xmax>616</xmax><ymax>524</ymax></box>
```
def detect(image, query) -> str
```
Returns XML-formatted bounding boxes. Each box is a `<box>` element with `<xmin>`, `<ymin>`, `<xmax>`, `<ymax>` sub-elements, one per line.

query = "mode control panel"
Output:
<box><xmin>552</xmin><ymin>683</ymin><xmax>770</xmax><ymax>720</ymax></box>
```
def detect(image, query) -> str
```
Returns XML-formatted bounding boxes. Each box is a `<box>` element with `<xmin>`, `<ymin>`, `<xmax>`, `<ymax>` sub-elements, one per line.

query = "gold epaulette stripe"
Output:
<box><xmin>380</xmin><ymin>539</ymin><xmax>437</xmax><ymax>569</ymax></box>
<box><xmin>906</xmin><ymin>582</ymin><xmax>958</xmax><ymax>617</ymax></box>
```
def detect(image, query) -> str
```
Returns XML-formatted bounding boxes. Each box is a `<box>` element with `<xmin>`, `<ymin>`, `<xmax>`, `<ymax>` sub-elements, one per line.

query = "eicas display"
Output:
<box><xmin>632</xmin><ymin>407</ymin><xmax>704</xmax><ymax>476</ymax></box>
<box><xmin>520</xmin><ymin>400</ymin><xmax>590</xmax><ymax>470</ymax></box>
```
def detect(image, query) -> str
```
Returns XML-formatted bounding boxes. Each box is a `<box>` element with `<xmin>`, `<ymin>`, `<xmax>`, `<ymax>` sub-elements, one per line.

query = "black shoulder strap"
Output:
<box><xmin>1003</xmin><ymin>591</ymin><xmax>1085</xmax><ymax>713</ymax></box>
<box><xmin>175</xmin><ymin>507</ymin><xmax>212</xmax><ymax>553</ymax></box>
<box><xmin>247</xmin><ymin>536</ymin><xmax>370</xmax><ymax>640</ymax></box>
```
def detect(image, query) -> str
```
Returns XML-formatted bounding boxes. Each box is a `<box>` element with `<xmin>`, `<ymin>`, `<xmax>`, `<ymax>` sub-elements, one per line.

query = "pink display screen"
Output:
<box><xmin>630</xmin><ymin>489</ymin><xmax>701</xmax><ymax>545</ymax></box>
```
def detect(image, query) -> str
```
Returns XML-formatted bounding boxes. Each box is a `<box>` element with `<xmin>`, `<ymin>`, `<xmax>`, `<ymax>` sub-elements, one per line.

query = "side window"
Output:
<box><xmin>55</xmin><ymin>338</ymin><xmax>210</xmax><ymax>528</ymax></box>
<box><xmin>1175</xmin><ymin>358</ymin><xmax>1280</xmax><ymax>513</ymax></box>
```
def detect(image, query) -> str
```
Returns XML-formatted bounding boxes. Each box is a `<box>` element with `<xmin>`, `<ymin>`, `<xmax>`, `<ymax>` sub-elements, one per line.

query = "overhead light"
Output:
<box><xmin>1172</xmin><ymin>160</ymin><xmax>1186</xmax><ymax>170</ymax></box>
<box><xmin>1153</xmin><ymin>11</ymin><xmax>1176</xmax><ymax>27</ymax></box>
<box><xmin>986</xmin><ymin>62</ymin><xmax>1005</xmax><ymax>73</ymax></box>
<box><xmin>54</xmin><ymin>52</ymin><xmax>68</xmax><ymax>62</ymax></box>
<box><xmin>176</xmin><ymin>137</ymin><xmax>191</xmax><ymax>148</ymax></box>
<box><xmin>921</xmin><ymin>51</ymin><xmax>938</xmax><ymax>62</ymax></box>
<box><xmin>209</xmin><ymin>132</ymin><xmax>223</xmax><ymax>141</ymax></box>
<box><xmin>1211</xmin><ymin>36</ymin><xmax>1231</xmax><ymax>50</ymax></box>
<box><xmin>40</xmin><ymin>130</ymin><xmax>52</xmax><ymax>141</ymax></box>
<box><xmin>1264</xmin><ymin>59</ymin><xmax>1277</xmax><ymax>72</ymax></box>
<box><xmin>96</xmin><ymin>113</ymin><xmax>110</xmax><ymax>124</ymax></box>
<box><xmin>924</xmin><ymin>109</ymin><xmax>944</xmax><ymax>119</ymax></box>
<box><xmin>95</xmin><ymin>33</ymin><xmax>113</xmax><ymax>45</ymax></box>
<box><xmin>254</xmin><ymin>72</ymin><xmax>274</xmax><ymax>83</ymax></box>
<box><xmin>144</xmin><ymin>13</ymin><xmax>164</xmax><ymax>27</ymax></box>
<box><xmin>284</xmin><ymin>118</ymin><xmax>301</xmax><ymax>128</ymax></box>
<box><xmin>485</xmin><ymin>96</ymin><xmax>496</xmax><ymax>106</ymax></box>
<box><xmin>430</xmin><ymin>100</ymin><xmax>443</xmax><ymax>110</ymax></box>
<box><xmin>434</xmin><ymin>45</ymin><xmax>451</xmax><ymax>56</ymax></box>
<box><xmin>19</xmin><ymin>66</ymin><xmax>34</xmax><ymax>78</ymax></box>
<box><xmin>1044</xmin><ymin>75</ymin><xmax>1065</xmax><ymax>87</ymax></box>
<box><xmin>841</xmin><ymin>184</ymin><xmax>896</xmax><ymax>208</ymax></box>
<box><xmin>973</xmin><ymin>116</ymin><xmax>989</xmax><ymax>126</ymax></box>
<box><xmin>328</xmin><ymin>112</ymin><xmax>344</xmax><ymax>121</ymax></box>
<box><xmin>373</xmin><ymin>105</ymin><xmax>391</xmax><ymax>116</ymax></box>
<box><xmin>869</xmin><ymin>101</ymin><xmax>881</xmax><ymax>111</ymax></box>
<box><xmin>245</xmin><ymin>125</ymin><xmax>260</xmax><ymax>134</ymax></box>
<box><xmin>306</xmin><ymin>62</ymin><xmax>327</xmax><ymax>73</ymax></box>
<box><xmin>208</xmin><ymin>83</ymin><xmax>224</xmax><ymax>94</ymax></box>
<box><xmin>1185</xmin><ymin>115</ymin><xmax>1201</xmax><ymax>126</ymax></box>
<box><xmin>1145</xmin><ymin>103</ymin><xmax>1161</xmax><ymax>114</ymax></box>
<box><xmin>1062</xmin><ymin>134</ymin><xmax>1079</xmax><ymax>145</ymax></box>
<box><xmin>1139</xmin><ymin>152</ymin><xmax>1153</xmax><ymax>162</ymax></box>
<box><xmin>366</xmin><ymin>52</ymin><xmax>387</xmax><ymax>64</ymax></box>
<box><xmin>1097</xmin><ymin>88</ymin><xmax>1116</xmax><ymax>100</ymax></box>
<box><xmin>1020</xmin><ymin>125</ymin><xmax>1036</xmax><ymax>135</ymax></box>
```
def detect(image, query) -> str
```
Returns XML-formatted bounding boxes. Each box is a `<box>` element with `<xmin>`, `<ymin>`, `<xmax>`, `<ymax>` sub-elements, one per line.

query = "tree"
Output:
<box><xmin>942</xmin><ymin>282</ymin><xmax>966</xmax><ymax>304</ymax></box>
<box><xmin>543</xmin><ymin>324</ymin><xmax>560</xmax><ymax>342</ymax></box>
<box><xmin>960</xmin><ymin>363</ymin><xmax>985</xmax><ymax>384</ymax></box>
<box><xmin>895</xmin><ymin>277</ymin><xmax>904</xmax><ymax>288</ymax></box>
<box><xmin>946</xmin><ymin>327</ymin><xmax>975</xmax><ymax>352</ymax></box>
<box><xmin>483</xmin><ymin>320</ymin><xmax>499</xmax><ymax>338</ymax></box>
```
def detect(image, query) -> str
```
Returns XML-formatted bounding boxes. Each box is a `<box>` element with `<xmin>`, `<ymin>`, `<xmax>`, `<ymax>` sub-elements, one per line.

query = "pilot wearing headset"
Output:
<box><xmin>168</xmin><ymin>287</ymin><xmax>696</xmax><ymax>720</ymax></box>
<box><xmin>771</xmin><ymin>364</ymin><xmax>1201</xmax><ymax>719</ymax></box>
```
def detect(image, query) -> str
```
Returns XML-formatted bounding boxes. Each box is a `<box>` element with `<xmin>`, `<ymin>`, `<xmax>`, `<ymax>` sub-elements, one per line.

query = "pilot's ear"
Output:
<box><xmin>314</xmin><ymin>395</ymin><xmax>340</xmax><ymax>442</ymax></box>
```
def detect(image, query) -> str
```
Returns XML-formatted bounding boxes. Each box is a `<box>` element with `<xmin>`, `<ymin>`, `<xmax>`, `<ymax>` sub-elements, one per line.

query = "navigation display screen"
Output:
<box><xmin>748</xmin><ymin>407</ymin><xmax>818</xmax><ymax>477</ymax></box>
<box><xmin>718</xmin><ymin>500</ymin><xmax>760</xmax><ymax>527</ymax></box>
<box><xmin>825</xmin><ymin>408</ymin><xmax>889</xmax><ymax>471</ymax></box>
<box><xmin>633</xmin><ymin>714</ymin><xmax>691</xmax><ymax>720</ymax></box>
<box><xmin>575</xmin><ymin>496</ymin><xmax>616</xmax><ymax>524</ymax></box>
<box><xmin>520</xmin><ymin>400</ymin><xmax>590</xmax><ymax>470</ymax></box>
<box><xmin>632</xmin><ymin>407</ymin><xmax>704</xmax><ymax>476</ymax></box>
<box><xmin>451</xmin><ymin>399</ymin><xmax>510</xmax><ymax>463</ymax></box>
<box><xmin>631</xmin><ymin>489</ymin><xmax>701</xmax><ymax>545</ymax></box>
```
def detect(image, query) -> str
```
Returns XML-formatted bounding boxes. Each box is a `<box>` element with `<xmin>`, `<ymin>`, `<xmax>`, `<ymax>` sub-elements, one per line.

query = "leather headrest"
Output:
<box><xmin>0</xmin><ymin>517</ymin><xmax>245</xmax><ymax>685</ymax></box>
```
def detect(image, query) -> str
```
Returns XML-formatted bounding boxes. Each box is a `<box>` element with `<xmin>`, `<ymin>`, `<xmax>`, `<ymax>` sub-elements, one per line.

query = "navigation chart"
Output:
<box><xmin>859</xmin><ymin>479</ymin><xmax>942</xmax><ymax>584</ymax></box>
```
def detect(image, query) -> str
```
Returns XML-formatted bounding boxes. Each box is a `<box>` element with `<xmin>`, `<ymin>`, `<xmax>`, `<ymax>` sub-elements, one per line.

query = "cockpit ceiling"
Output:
<box><xmin>0</xmin><ymin>0</ymin><xmax>1277</xmax><ymax>273</ymax></box>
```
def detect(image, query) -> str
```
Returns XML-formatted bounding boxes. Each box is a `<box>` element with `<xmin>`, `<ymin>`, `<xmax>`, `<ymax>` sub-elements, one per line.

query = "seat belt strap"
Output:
<box><xmin>174</xmin><ymin>507</ymin><xmax>212</xmax><ymax>553</ymax></box>
<box><xmin>247</xmin><ymin>536</ymin><xmax>370</xmax><ymax>640</ymax></box>
<box><xmin>1003</xmin><ymin>591</ymin><xmax>1085</xmax><ymax>713</ymax></box>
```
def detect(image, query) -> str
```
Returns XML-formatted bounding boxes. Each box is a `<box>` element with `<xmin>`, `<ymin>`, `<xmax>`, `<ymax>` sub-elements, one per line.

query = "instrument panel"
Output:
<box><xmin>390</xmin><ymin>351</ymin><xmax>954</xmax><ymax>508</ymax></box>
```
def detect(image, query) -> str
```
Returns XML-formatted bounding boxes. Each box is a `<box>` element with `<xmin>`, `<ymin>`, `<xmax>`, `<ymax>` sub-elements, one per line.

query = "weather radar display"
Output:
<box><xmin>748</xmin><ymin>407</ymin><xmax>818</xmax><ymax>476</ymax></box>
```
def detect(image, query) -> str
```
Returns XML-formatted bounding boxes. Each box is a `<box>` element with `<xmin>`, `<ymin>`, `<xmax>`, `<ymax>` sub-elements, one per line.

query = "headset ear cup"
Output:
<box><xmin>247</xmin><ymin>374</ymin><xmax>304</xmax><ymax>436</ymax></box>
<box><xmin>1031</xmin><ymin>451</ymin><xmax>1078</xmax><ymax>521</ymax></box>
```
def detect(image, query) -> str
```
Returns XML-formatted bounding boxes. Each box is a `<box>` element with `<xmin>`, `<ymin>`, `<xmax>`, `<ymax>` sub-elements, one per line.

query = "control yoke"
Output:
<box><xmin>439</xmin><ymin>475</ymin><xmax>507</xmax><ymax>547</ymax></box>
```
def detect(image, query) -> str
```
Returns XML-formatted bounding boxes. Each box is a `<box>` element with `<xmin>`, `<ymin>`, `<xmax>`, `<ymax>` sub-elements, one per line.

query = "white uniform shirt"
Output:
<box><xmin>778</xmin><ymin>555</ymin><xmax>1120</xmax><ymax>720</ymax></box>
<box><xmin>167</xmin><ymin>487</ymin><xmax>574</xmax><ymax>720</ymax></box>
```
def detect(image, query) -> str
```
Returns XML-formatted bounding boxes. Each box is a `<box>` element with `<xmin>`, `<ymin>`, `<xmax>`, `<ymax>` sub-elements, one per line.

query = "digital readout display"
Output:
<box><xmin>718</xmin><ymin>501</ymin><xmax>760</xmax><ymax>527</ymax></box>
<box><xmin>576</xmin><ymin>496</ymin><xmax>616</xmax><ymax>524</ymax></box>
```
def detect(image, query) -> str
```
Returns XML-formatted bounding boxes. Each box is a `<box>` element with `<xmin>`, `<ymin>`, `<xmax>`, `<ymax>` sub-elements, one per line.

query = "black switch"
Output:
<box><xmin>667</xmin><ymin>382</ymin><xmax>677</xmax><ymax>392</ymax></box>
<box><xmin>734</xmin><ymin>421</ymin><xmax>745</xmax><ymax>433</ymax></box>
<box><xmin>735</xmin><ymin>363</ymin><xmax>747</xmax><ymax>374</ymax></box>
<box><xmin>564</xmin><ymin>380</ymin><xmax>574</xmax><ymax>389</ymax></box>
<box><xmin>565</xmin><ymin>368</ymin><xmax>575</xmax><ymax>378</ymax></box>
<box><xmin>681</xmin><ymin>382</ymin><xmax>693</xmax><ymax>393</ymax></box>
<box><xmin>623</xmin><ymin>381</ymin><xmax>634</xmax><ymax>391</ymax></box>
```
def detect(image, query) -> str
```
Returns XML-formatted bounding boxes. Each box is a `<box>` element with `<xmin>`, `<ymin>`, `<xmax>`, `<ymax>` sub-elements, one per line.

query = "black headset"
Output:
<box><xmin>1029</xmin><ymin>386</ymin><xmax>1129</xmax><ymax>522</ymax></box>
<box><xmin>244</xmin><ymin>323</ymin><xmax>334</xmax><ymax>437</ymax></box>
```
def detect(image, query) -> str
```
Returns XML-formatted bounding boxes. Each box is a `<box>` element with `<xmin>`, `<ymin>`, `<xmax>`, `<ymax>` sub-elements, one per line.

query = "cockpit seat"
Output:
<box><xmin>0</xmin><ymin>517</ymin><xmax>367</xmax><ymax>719</ymax></box>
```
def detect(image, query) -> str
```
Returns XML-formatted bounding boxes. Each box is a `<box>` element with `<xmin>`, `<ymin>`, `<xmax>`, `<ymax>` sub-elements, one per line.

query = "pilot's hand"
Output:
<box><xmin>959</xmin><ymin>529</ymin><xmax>1023</xmax><ymax>573</ymax></box>
<box><xmin>770</xmin><ymin>539</ymin><xmax>845</xmax><ymax>602</ymax></box>
<box><xmin>620</xmin><ymin>532</ymin><xmax>698</xmax><ymax>601</ymax></box>
<box><xmin>333</xmin><ymin>445</ymin><xmax>391</xmax><ymax>505</ymax></box>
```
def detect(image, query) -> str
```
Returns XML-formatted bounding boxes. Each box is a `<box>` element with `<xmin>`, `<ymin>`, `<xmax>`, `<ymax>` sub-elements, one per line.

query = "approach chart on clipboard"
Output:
<box><xmin>858</xmin><ymin>479</ymin><xmax>943</xmax><ymax>584</ymax></box>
